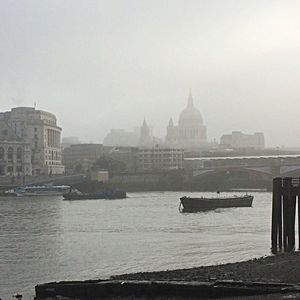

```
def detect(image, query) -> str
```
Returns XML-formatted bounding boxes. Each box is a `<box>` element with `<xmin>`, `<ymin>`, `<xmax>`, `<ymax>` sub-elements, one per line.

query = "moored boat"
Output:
<box><xmin>63</xmin><ymin>189</ymin><xmax>126</xmax><ymax>200</ymax></box>
<box><xmin>179</xmin><ymin>194</ymin><xmax>253</xmax><ymax>212</ymax></box>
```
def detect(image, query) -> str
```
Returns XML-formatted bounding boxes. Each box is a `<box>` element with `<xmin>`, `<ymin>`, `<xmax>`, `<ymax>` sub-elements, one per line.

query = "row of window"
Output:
<box><xmin>139</xmin><ymin>150</ymin><xmax>184</xmax><ymax>153</ymax></box>
<box><xmin>139</xmin><ymin>154</ymin><xmax>183</xmax><ymax>157</ymax></box>
<box><xmin>0</xmin><ymin>147</ymin><xmax>23</xmax><ymax>160</ymax></box>
<box><xmin>0</xmin><ymin>165</ymin><xmax>23</xmax><ymax>175</ymax></box>
<box><xmin>45</xmin><ymin>151</ymin><xmax>61</xmax><ymax>161</ymax></box>
<box><xmin>140</xmin><ymin>158</ymin><xmax>183</xmax><ymax>162</ymax></box>
<box><xmin>45</xmin><ymin>161</ymin><xmax>61</xmax><ymax>165</ymax></box>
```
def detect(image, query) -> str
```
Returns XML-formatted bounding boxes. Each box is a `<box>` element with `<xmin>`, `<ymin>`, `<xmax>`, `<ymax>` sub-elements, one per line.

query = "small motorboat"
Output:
<box><xmin>179</xmin><ymin>194</ymin><xmax>253</xmax><ymax>212</ymax></box>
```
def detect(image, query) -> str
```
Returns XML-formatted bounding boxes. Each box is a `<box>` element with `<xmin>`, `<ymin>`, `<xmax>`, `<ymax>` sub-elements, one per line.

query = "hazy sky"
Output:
<box><xmin>1</xmin><ymin>0</ymin><xmax>300</xmax><ymax>146</ymax></box>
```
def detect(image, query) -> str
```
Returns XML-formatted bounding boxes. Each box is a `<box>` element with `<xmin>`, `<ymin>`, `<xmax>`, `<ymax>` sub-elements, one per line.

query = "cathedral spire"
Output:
<box><xmin>168</xmin><ymin>117</ymin><xmax>174</xmax><ymax>127</ymax></box>
<box><xmin>187</xmin><ymin>89</ymin><xmax>194</xmax><ymax>107</ymax></box>
<box><xmin>139</xmin><ymin>118</ymin><xmax>151</xmax><ymax>146</ymax></box>
<box><xmin>142</xmin><ymin>118</ymin><xmax>147</xmax><ymax>127</ymax></box>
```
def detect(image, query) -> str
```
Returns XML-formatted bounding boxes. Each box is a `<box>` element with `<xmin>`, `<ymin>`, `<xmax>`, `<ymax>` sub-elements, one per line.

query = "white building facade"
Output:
<box><xmin>220</xmin><ymin>131</ymin><xmax>265</xmax><ymax>149</ymax></box>
<box><xmin>138</xmin><ymin>146</ymin><xmax>184</xmax><ymax>171</ymax></box>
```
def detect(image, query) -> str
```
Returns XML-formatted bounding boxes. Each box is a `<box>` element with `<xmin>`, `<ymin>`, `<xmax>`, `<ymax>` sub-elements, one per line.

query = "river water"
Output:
<box><xmin>0</xmin><ymin>191</ymin><xmax>272</xmax><ymax>299</ymax></box>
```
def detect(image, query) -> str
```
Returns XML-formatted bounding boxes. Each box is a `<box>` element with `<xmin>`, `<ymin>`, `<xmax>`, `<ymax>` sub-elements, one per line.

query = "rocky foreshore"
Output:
<box><xmin>112</xmin><ymin>252</ymin><xmax>300</xmax><ymax>283</ymax></box>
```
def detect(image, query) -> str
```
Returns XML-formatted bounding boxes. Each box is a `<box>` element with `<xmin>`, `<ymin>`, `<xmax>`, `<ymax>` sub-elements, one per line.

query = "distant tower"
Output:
<box><xmin>166</xmin><ymin>117</ymin><xmax>177</xmax><ymax>144</ymax></box>
<box><xmin>187</xmin><ymin>89</ymin><xmax>193</xmax><ymax>107</ymax></box>
<box><xmin>138</xmin><ymin>119</ymin><xmax>152</xmax><ymax>146</ymax></box>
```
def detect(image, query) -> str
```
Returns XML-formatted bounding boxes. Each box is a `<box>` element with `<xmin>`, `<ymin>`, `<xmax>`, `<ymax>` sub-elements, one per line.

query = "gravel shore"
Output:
<box><xmin>109</xmin><ymin>253</ymin><xmax>300</xmax><ymax>299</ymax></box>
<box><xmin>112</xmin><ymin>252</ymin><xmax>300</xmax><ymax>283</ymax></box>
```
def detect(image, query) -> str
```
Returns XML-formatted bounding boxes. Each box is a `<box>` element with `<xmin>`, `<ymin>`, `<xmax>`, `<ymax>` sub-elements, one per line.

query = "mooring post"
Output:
<box><xmin>278</xmin><ymin>181</ymin><xmax>283</xmax><ymax>251</ymax></box>
<box><xmin>298</xmin><ymin>178</ymin><xmax>300</xmax><ymax>250</ymax></box>
<box><xmin>291</xmin><ymin>194</ymin><xmax>296</xmax><ymax>251</ymax></box>
<box><xmin>271</xmin><ymin>177</ymin><xmax>282</xmax><ymax>253</ymax></box>
<box><xmin>272</xmin><ymin>177</ymin><xmax>299</xmax><ymax>253</ymax></box>
<box><xmin>298</xmin><ymin>197</ymin><xmax>300</xmax><ymax>250</ymax></box>
<box><xmin>282</xmin><ymin>177</ymin><xmax>289</xmax><ymax>252</ymax></box>
<box><xmin>287</xmin><ymin>177</ymin><xmax>296</xmax><ymax>251</ymax></box>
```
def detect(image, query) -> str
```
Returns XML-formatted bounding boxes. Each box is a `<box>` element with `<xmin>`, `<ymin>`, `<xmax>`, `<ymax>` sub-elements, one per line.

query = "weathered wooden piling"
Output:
<box><xmin>271</xmin><ymin>177</ymin><xmax>300</xmax><ymax>254</ymax></box>
<box><xmin>35</xmin><ymin>280</ymin><xmax>300</xmax><ymax>299</ymax></box>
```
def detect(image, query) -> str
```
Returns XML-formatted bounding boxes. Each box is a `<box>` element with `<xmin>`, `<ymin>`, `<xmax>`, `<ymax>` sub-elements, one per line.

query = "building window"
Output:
<box><xmin>0</xmin><ymin>147</ymin><xmax>4</xmax><ymax>160</ymax></box>
<box><xmin>7</xmin><ymin>166</ymin><xmax>13</xmax><ymax>173</ymax></box>
<box><xmin>17</xmin><ymin>166</ymin><xmax>22</xmax><ymax>173</ymax></box>
<box><xmin>17</xmin><ymin>147</ymin><xmax>22</xmax><ymax>161</ymax></box>
<box><xmin>8</xmin><ymin>147</ymin><xmax>13</xmax><ymax>161</ymax></box>
<box><xmin>0</xmin><ymin>165</ymin><xmax>5</xmax><ymax>176</ymax></box>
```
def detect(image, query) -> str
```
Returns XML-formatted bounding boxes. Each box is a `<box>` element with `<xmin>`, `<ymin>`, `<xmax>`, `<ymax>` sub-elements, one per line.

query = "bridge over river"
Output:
<box><xmin>184</xmin><ymin>154</ymin><xmax>300</xmax><ymax>189</ymax></box>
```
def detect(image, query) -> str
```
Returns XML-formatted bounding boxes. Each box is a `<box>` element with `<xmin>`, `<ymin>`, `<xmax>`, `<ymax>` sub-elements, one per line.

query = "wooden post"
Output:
<box><xmin>278</xmin><ymin>185</ymin><xmax>283</xmax><ymax>251</ymax></box>
<box><xmin>289</xmin><ymin>178</ymin><xmax>296</xmax><ymax>251</ymax></box>
<box><xmin>271</xmin><ymin>177</ymin><xmax>282</xmax><ymax>253</ymax></box>
<box><xmin>282</xmin><ymin>178</ymin><xmax>289</xmax><ymax>252</ymax></box>
<box><xmin>272</xmin><ymin>177</ymin><xmax>298</xmax><ymax>253</ymax></box>
<box><xmin>289</xmin><ymin>193</ymin><xmax>296</xmax><ymax>251</ymax></box>
<box><xmin>298</xmin><ymin>179</ymin><xmax>300</xmax><ymax>250</ymax></box>
<box><xmin>283</xmin><ymin>177</ymin><xmax>296</xmax><ymax>252</ymax></box>
<box><xmin>298</xmin><ymin>195</ymin><xmax>300</xmax><ymax>250</ymax></box>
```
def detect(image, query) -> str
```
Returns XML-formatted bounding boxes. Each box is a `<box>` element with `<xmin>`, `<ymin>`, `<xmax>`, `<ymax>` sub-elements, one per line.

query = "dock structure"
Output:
<box><xmin>271</xmin><ymin>177</ymin><xmax>300</xmax><ymax>253</ymax></box>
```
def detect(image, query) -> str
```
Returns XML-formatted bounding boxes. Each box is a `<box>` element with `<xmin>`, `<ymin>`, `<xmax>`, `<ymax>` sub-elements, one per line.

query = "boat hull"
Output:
<box><xmin>63</xmin><ymin>190</ymin><xmax>126</xmax><ymax>200</ymax></box>
<box><xmin>180</xmin><ymin>195</ymin><xmax>253</xmax><ymax>212</ymax></box>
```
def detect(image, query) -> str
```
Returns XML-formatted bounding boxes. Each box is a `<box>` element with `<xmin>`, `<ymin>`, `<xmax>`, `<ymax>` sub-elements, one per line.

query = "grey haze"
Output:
<box><xmin>1</xmin><ymin>0</ymin><xmax>300</xmax><ymax>146</ymax></box>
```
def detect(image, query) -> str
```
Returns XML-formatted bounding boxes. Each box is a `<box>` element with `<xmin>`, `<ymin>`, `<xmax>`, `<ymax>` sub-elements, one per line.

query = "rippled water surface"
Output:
<box><xmin>0</xmin><ymin>192</ymin><xmax>272</xmax><ymax>299</ymax></box>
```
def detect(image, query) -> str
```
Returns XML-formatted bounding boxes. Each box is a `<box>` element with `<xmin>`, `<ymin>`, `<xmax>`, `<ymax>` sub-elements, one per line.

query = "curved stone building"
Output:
<box><xmin>0</xmin><ymin>107</ymin><xmax>64</xmax><ymax>175</ymax></box>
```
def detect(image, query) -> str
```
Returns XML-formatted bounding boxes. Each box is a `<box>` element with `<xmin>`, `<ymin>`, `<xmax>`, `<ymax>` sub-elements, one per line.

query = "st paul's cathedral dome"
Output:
<box><xmin>166</xmin><ymin>91</ymin><xmax>207</xmax><ymax>150</ymax></box>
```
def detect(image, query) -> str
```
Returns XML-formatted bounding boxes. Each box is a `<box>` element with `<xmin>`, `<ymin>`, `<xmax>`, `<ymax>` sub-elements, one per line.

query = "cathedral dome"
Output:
<box><xmin>178</xmin><ymin>92</ymin><xmax>203</xmax><ymax>125</ymax></box>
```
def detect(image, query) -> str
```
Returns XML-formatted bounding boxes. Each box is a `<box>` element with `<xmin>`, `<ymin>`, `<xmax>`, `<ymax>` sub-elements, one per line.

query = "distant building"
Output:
<box><xmin>165</xmin><ymin>91</ymin><xmax>207</xmax><ymax>150</ymax></box>
<box><xmin>138</xmin><ymin>146</ymin><xmax>184</xmax><ymax>171</ymax></box>
<box><xmin>89</xmin><ymin>170</ymin><xmax>109</xmax><ymax>182</ymax></box>
<box><xmin>108</xmin><ymin>146</ymin><xmax>139</xmax><ymax>172</ymax></box>
<box><xmin>138</xmin><ymin>119</ymin><xmax>153</xmax><ymax>146</ymax></box>
<box><xmin>62</xmin><ymin>136</ymin><xmax>80</xmax><ymax>149</ymax></box>
<box><xmin>220</xmin><ymin>131</ymin><xmax>265</xmax><ymax>149</ymax></box>
<box><xmin>0</xmin><ymin>107</ymin><xmax>64</xmax><ymax>175</ymax></box>
<box><xmin>0</xmin><ymin>120</ymin><xmax>32</xmax><ymax>177</ymax></box>
<box><xmin>103</xmin><ymin>128</ymin><xmax>140</xmax><ymax>147</ymax></box>
<box><xmin>63</xmin><ymin>143</ymin><xmax>103</xmax><ymax>172</ymax></box>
